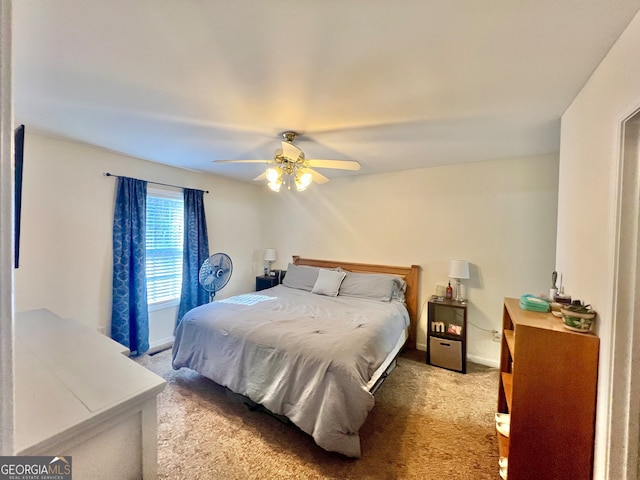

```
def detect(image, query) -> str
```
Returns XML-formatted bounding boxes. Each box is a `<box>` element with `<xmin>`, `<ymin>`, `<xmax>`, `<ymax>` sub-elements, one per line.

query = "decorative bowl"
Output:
<box><xmin>560</xmin><ymin>306</ymin><xmax>596</xmax><ymax>333</ymax></box>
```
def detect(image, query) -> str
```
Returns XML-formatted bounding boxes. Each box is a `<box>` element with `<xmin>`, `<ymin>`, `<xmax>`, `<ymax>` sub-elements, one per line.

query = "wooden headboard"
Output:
<box><xmin>292</xmin><ymin>256</ymin><xmax>421</xmax><ymax>349</ymax></box>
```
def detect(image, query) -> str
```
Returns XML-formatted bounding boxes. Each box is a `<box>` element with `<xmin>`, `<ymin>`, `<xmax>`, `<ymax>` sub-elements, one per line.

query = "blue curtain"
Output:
<box><xmin>111</xmin><ymin>177</ymin><xmax>149</xmax><ymax>356</ymax></box>
<box><xmin>177</xmin><ymin>189</ymin><xmax>210</xmax><ymax>324</ymax></box>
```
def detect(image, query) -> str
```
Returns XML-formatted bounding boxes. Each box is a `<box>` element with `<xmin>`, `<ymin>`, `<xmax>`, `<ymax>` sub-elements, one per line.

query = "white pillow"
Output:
<box><xmin>311</xmin><ymin>269</ymin><xmax>347</xmax><ymax>297</ymax></box>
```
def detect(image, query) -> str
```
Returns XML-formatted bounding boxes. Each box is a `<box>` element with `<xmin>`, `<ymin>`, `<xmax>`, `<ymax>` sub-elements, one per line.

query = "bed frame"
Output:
<box><xmin>293</xmin><ymin>256</ymin><xmax>421</xmax><ymax>349</ymax></box>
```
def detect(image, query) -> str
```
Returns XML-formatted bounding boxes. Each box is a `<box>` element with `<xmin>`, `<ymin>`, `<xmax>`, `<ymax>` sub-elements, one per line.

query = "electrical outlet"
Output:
<box><xmin>492</xmin><ymin>330</ymin><xmax>501</xmax><ymax>342</ymax></box>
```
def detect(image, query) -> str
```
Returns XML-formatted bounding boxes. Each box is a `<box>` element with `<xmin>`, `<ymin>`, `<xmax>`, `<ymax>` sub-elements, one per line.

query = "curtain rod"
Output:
<box><xmin>104</xmin><ymin>172</ymin><xmax>209</xmax><ymax>194</ymax></box>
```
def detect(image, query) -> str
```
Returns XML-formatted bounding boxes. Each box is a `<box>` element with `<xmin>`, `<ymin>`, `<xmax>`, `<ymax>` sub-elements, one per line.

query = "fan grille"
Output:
<box><xmin>198</xmin><ymin>253</ymin><xmax>233</xmax><ymax>299</ymax></box>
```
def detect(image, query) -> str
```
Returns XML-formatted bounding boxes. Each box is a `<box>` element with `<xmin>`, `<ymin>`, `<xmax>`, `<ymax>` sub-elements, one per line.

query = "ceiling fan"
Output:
<box><xmin>213</xmin><ymin>131</ymin><xmax>361</xmax><ymax>192</ymax></box>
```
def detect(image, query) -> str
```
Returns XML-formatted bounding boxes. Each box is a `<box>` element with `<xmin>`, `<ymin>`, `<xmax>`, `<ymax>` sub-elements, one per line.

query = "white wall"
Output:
<box><xmin>261</xmin><ymin>154</ymin><xmax>559</xmax><ymax>365</ymax></box>
<box><xmin>14</xmin><ymin>133</ymin><xmax>264</xmax><ymax>345</ymax></box>
<box><xmin>14</xmin><ymin>133</ymin><xmax>559</xmax><ymax>367</ymax></box>
<box><xmin>557</xmin><ymin>9</ymin><xmax>640</xmax><ymax>479</ymax></box>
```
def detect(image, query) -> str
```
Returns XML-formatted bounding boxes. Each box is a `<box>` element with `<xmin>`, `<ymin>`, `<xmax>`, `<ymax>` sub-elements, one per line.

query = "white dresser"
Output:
<box><xmin>14</xmin><ymin>309</ymin><xmax>166</xmax><ymax>479</ymax></box>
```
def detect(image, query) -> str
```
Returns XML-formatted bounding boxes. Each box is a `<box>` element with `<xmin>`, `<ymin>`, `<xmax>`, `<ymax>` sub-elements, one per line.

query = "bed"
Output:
<box><xmin>172</xmin><ymin>256</ymin><xmax>420</xmax><ymax>457</ymax></box>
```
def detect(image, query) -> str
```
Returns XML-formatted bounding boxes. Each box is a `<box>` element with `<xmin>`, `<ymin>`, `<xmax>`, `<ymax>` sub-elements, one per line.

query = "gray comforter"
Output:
<box><xmin>172</xmin><ymin>284</ymin><xmax>409</xmax><ymax>457</ymax></box>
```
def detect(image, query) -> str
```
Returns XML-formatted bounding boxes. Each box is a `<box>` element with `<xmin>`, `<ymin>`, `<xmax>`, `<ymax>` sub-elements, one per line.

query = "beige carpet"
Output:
<box><xmin>137</xmin><ymin>349</ymin><xmax>500</xmax><ymax>479</ymax></box>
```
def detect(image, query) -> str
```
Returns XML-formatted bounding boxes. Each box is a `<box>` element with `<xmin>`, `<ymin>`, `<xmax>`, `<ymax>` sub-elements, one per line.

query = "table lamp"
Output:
<box><xmin>264</xmin><ymin>248</ymin><xmax>277</xmax><ymax>275</ymax></box>
<box><xmin>449</xmin><ymin>260</ymin><xmax>470</xmax><ymax>302</ymax></box>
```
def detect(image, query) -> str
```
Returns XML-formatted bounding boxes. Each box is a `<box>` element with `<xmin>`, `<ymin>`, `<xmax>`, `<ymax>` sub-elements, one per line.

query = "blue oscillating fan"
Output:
<box><xmin>198</xmin><ymin>253</ymin><xmax>233</xmax><ymax>301</ymax></box>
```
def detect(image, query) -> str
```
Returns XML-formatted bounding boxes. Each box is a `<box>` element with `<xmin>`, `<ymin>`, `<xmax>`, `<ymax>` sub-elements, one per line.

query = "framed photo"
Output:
<box><xmin>447</xmin><ymin>324</ymin><xmax>462</xmax><ymax>335</ymax></box>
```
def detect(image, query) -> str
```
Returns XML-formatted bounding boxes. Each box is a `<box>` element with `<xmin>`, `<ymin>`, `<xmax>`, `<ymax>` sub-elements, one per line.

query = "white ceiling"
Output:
<box><xmin>12</xmin><ymin>0</ymin><xmax>640</xmax><ymax>184</ymax></box>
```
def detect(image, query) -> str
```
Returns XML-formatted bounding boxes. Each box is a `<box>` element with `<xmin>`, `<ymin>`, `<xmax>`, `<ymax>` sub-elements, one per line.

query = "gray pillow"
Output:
<box><xmin>281</xmin><ymin>263</ymin><xmax>322</xmax><ymax>291</ymax></box>
<box><xmin>311</xmin><ymin>269</ymin><xmax>347</xmax><ymax>297</ymax></box>
<box><xmin>338</xmin><ymin>268</ymin><xmax>406</xmax><ymax>302</ymax></box>
<box><xmin>391</xmin><ymin>278</ymin><xmax>407</xmax><ymax>302</ymax></box>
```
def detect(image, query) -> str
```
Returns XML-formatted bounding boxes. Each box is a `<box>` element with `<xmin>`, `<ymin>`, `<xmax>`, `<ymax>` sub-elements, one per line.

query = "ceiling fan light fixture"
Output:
<box><xmin>268</xmin><ymin>180</ymin><xmax>282</xmax><ymax>192</ymax></box>
<box><xmin>295</xmin><ymin>172</ymin><xmax>313</xmax><ymax>191</ymax></box>
<box><xmin>214</xmin><ymin>130</ymin><xmax>361</xmax><ymax>192</ymax></box>
<box><xmin>266</xmin><ymin>167</ymin><xmax>281</xmax><ymax>183</ymax></box>
<box><xmin>300</xmin><ymin>172</ymin><xmax>312</xmax><ymax>186</ymax></box>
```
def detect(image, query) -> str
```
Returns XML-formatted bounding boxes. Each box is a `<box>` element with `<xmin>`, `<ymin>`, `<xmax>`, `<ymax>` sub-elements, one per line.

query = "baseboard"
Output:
<box><xmin>467</xmin><ymin>354</ymin><xmax>499</xmax><ymax>368</ymax></box>
<box><xmin>148</xmin><ymin>336</ymin><xmax>174</xmax><ymax>355</ymax></box>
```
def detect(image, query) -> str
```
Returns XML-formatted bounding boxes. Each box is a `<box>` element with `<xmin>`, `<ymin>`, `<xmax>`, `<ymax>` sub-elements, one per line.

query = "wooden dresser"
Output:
<box><xmin>497</xmin><ymin>297</ymin><xmax>599</xmax><ymax>479</ymax></box>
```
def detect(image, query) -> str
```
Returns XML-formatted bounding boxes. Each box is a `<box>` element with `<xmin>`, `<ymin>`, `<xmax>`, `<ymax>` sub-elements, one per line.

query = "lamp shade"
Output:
<box><xmin>266</xmin><ymin>167</ymin><xmax>281</xmax><ymax>183</ymax></box>
<box><xmin>449</xmin><ymin>260</ymin><xmax>470</xmax><ymax>279</ymax></box>
<box><xmin>264</xmin><ymin>248</ymin><xmax>277</xmax><ymax>262</ymax></box>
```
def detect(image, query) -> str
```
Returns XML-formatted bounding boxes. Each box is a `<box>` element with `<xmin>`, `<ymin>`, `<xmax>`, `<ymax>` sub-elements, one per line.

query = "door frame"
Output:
<box><xmin>608</xmin><ymin>106</ymin><xmax>640</xmax><ymax>479</ymax></box>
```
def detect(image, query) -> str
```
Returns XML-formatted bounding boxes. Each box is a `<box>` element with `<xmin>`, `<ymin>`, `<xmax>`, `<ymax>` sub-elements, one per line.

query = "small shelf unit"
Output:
<box><xmin>426</xmin><ymin>296</ymin><xmax>467</xmax><ymax>373</ymax></box>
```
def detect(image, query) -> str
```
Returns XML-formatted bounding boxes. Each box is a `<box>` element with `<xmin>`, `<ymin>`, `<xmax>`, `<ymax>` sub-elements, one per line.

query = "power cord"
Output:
<box><xmin>468</xmin><ymin>320</ymin><xmax>494</xmax><ymax>332</ymax></box>
<box><xmin>418</xmin><ymin>297</ymin><xmax>429</xmax><ymax>321</ymax></box>
<box><xmin>468</xmin><ymin>319</ymin><xmax>502</xmax><ymax>341</ymax></box>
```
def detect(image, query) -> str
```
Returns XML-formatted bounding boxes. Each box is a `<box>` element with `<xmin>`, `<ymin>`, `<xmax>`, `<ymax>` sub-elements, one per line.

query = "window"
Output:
<box><xmin>146</xmin><ymin>187</ymin><xmax>183</xmax><ymax>309</ymax></box>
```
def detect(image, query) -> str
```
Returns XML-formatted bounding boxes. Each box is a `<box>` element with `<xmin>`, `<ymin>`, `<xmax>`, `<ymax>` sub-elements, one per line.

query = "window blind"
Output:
<box><xmin>146</xmin><ymin>189</ymin><xmax>184</xmax><ymax>305</ymax></box>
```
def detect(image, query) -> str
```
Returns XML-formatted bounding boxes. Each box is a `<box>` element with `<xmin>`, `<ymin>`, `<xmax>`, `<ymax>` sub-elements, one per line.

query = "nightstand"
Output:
<box><xmin>426</xmin><ymin>295</ymin><xmax>467</xmax><ymax>373</ymax></box>
<box><xmin>256</xmin><ymin>275</ymin><xmax>279</xmax><ymax>291</ymax></box>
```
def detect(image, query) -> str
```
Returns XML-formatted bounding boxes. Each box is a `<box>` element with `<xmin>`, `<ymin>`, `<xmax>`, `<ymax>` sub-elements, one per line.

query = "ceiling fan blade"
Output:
<box><xmin>281</xmin><ymin>141</ymin><xmax>303</xmax><ymax>161</ymax></box>
<box><xmin>253</xmin><ymin>171</ymin><xmax>268</xmax><ymax>182</ymax></box>
<box><xmin>303</xmin><ymin>168</ymin><xmax>330</xmax><ymax>184</ymax></box>
<box><xmin>213</xmin><ymin>159</ymin><xmax>271</xmax><ymax>164</ymax></box>
<box><xmin>307</xmin><ymin>159</ymin><xmax>361</xmax><ymax>171</ymax></box>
